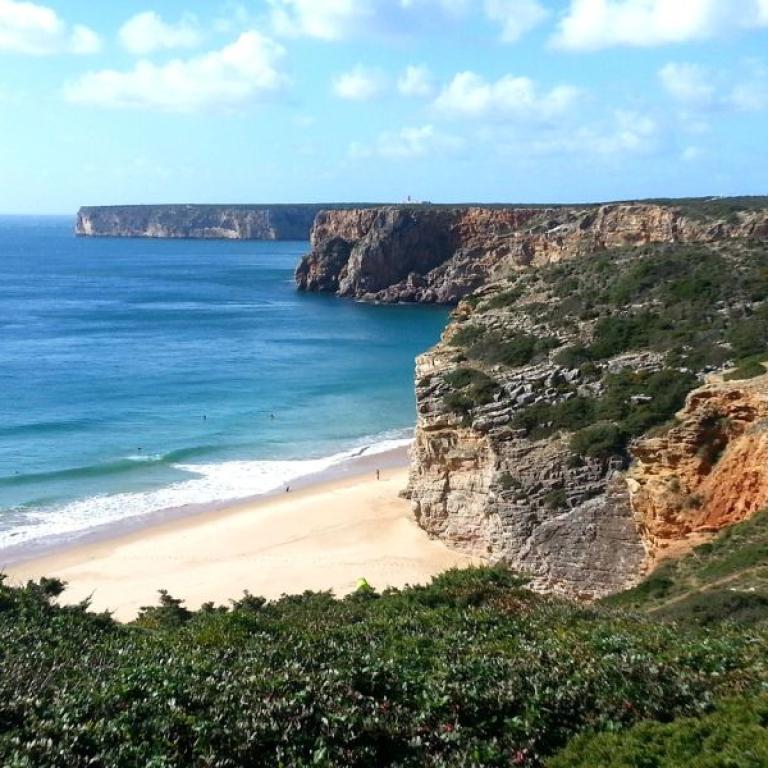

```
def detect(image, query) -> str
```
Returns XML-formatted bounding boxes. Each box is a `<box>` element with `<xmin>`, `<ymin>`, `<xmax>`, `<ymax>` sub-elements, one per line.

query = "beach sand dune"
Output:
<box><xmin>5</xmin><ymin>467</ymin><xmax>480</xmax><ymax>621</ymax></box>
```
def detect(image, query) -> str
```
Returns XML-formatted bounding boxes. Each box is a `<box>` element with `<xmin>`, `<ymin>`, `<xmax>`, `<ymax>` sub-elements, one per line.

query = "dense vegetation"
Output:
<box><xmin>446</xmin><ymin>241</ymin><xmax>768</xmax><ymax>460</ymax></box>
<box><xmin>549</xmin><ymin>696</ymin><xmax>768</xmax><ymax>768</ymax></box>
<box><xmin>552</xmin><ymin>512</ymin><xmax>768</xmax><ymax>766</ymax></box>
<box><xmin>1</xmin><ymin>565</ymin><xmax>766</xmax><ymax>767</ymax></box>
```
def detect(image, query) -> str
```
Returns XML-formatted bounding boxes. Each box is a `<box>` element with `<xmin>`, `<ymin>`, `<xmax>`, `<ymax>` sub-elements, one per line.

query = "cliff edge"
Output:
<box><xmin>296</xmin><ymin>197</ymin><xmax>768</xmax><ymax>598</ymax></box>
<box><xmin>296</xmin><ymin>200</ymin><xmax>768</xmax><ymax>303</ymax></box>
<box><xmin>75</xmin><ymin>204</ymin><xmax>379</xmax><ymax>241</ymax></box>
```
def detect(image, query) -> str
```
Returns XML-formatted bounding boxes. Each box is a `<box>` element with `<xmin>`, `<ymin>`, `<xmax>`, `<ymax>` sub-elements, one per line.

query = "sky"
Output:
<box><xmin>0</xmin><ymin>0</ymin><xmax>767</xmax><ymax>213</ymax></box>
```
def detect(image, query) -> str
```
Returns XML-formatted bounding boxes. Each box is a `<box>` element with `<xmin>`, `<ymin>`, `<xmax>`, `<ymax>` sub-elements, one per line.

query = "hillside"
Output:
<box><xmin>407</xmin><ymin>235</ymin><xmax>768</xmax><ymax>597</ymax></box>
<box><xmin>1</xmin><ymin>565</ymin><xmax>767</xmax><ymax>767</ymax></box>
<box><xmin>604</xmin><ymin>509</ymin><xmax>768</xmax><ymax>624</ymax></box>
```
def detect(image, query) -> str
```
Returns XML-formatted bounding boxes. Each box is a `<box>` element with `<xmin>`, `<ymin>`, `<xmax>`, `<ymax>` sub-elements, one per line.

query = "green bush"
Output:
<box><xmin>724</xmin><ymin>360</ymin><xmax>767</xmax><ymax>381</ymax></box>
<box><xmin>728</xmin><ymin>307</ymin><xmax>768</xmax><ymax>358</ymax></box>
<box><xmin>570</xmin><ymin>423</ymin><xmax>627</xmax><ymax>459</ymax></box>
<box><xmin>448</xmin><ymin>323</ymin><xmax>485</xmax><ymax>347</ymax></box>
<box><xmin>589</xmin><ymin>313</ymin><xmax>662</xmax><ymax>359</ymax></box>
<box><xmin>548</xmin><ymin>696</ymin><xmax>768</xmax><ymax>768</ymax></box>
<box><xmin>554</xmin><ymin>344</ymin><xmax>593</xmax><ymax>369</ymax></box>
<box><xmin>2</xmin><ymin>567</ymin><xmax>767</xmax><ymax>767</ymax></box>
<box><xmin>513</xmin><ymin>396</ymin><xmax>597</xmax><ymax>439</ymax></box>
<box><xmin>443</xmin><ymin>368</ymin><xmax>500</xmax><ymax>417</ymax></box>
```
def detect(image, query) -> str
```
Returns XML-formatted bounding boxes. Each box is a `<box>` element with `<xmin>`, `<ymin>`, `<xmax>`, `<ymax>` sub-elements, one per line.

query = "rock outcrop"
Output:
<box><xmin>75</xmin><ymin>204</ymin><xmax>377</xmax><ymax>241</ymax></box>
<box><xmin>294</xmin><ymin>197</ymin><xmax>768</xmax><ymax>598</ymax></box>
<box><xmin>296</xmin><ymin>202</ymin><xmax>768</xmax><ymax>303</ymax></box>
<box><xmin>406</xmin><ymin>327</ymin><xmax>648</xmax><ymax>599</ymax></box>
<box><xmin>629</xmin><ymin>376</ymin><xmax>768</xmax><ymax>557</ymax></box>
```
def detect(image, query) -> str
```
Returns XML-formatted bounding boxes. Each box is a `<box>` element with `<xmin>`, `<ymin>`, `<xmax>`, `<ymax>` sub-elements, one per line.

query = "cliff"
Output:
<box><xmin>295</xmin><ymin>197</ymin><xmax>768</xmax><ymax>598</ymax></box>
<box><xmin>75</xmin><ymin>204</ymin><xmax>379</xmax><ymax>241</ymax></box>
<box><xmin>296</xmin><ymin>201</ymin><xmax>768</xmax><ymax>303</ymax></box>
<box><xmin>405</xmin><ymin>229</ymin><xmax>768</xmax><ymax>598</ymax></box>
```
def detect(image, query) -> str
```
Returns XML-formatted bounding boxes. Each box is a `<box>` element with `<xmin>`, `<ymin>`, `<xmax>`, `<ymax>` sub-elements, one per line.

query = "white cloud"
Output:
<box><xmin>333</xmin><ymin>66</ymin><xmax>388</xmax><ymax>100</ymax></box>
<box><xmin>553</xmin><ymin>0</ymin><xmax>768</xmax><ymax>51</ymax></box>
<box><xmin>269</xmin><ymin>0</ymin><xmax>376</xmax><ymax>40</ymax></box>
<box><xmin>0</xmin><ymin>0</ymin><xmax>100</xmax><ymax>55</ymax></box>
<box><xmin>397</xmin><ymin>65</ymin><xmax>434</xmax><ymax>97</ymax></box>
<box><xmin>528</xmin><ymin>110</ymin><xmax>658</xmax><ymax>156</ymax></box>
<box><xmin>268</xmin><ymin>0</ymin><xmax>543</xmax><ymax>42</ymax></box>
<box><xmin>659</xmin><ymin>60</ymin><xmax>768</xmax><ymax>112</ymax></box>
<box><xmin>682</xmin><ymin>145</ymin><xmax>703</xmax><ymax>161</ymax></box>
<box><xmin>119</xmin><ymin>11</ymin><xmax>202</xmax><ymax>56</ymax></box>
<box><xmin>63</xmin><ymin>31</ymin><xmax>286</xmax><ymax>112</ymax></box>
<box><xmin>350</xmin><ymin>124</ymin><xmax>463</xmax><ymax>158</ymax></box>
<box><xmin>731</xmin><ymin>80</ymin><xmax>768</xmax><ymax>111</ymax></box>
<box><xmin>433</xmin><ymin>71</ymin><xmax>581</xmax><ymax>121</ymax></box>
<box><xmin>658</xmin><ymin>62</ymin><xmax>715</xmax><ymax>107</ymax></box>
<box><xmin>484</xmin><ymin>0</ymin><xmax>548</xmax><ymax>42</ymax></box>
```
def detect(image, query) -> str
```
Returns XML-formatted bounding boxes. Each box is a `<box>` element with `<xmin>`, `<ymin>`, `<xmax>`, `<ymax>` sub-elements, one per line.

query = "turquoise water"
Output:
<box><xmin>0</xmin><ymin>217</ymin><xmax>449</xmax><ymax>552</ymax></box>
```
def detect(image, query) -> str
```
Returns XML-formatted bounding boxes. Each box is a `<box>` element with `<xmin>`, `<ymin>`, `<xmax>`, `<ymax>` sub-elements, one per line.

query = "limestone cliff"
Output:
<box><xmin>294</xmin><ymin>197</ymin><xmax>768</xmax><ymax>596</ymax></box>
<box><xmin>629</xmin><ymin>376</ymin><xmax>768</xmax><ymax>556</ymax></box>
<box><xmin>296</xmin><ymin>201</ymin><xmax>768</xmax><ymax>303</ymax></box>
<box><xmin>403</xmin><ymin>228</ymin><xmax>768</xmax><ymax>598</ymax></box>
<box><xmin>75</xmin><ymin>204</ymin><xmax>377</xmax><ymax>241</ymax></box>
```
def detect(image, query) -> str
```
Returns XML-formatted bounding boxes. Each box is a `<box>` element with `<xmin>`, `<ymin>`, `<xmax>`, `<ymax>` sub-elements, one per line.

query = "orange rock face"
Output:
<box><xmin>629</xmin><ymin>374</ymin><xmax>768</xmax><ymax>557</ymax></box>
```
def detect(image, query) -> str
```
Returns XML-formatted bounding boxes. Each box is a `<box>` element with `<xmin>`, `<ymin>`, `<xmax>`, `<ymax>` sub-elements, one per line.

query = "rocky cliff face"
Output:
<box><xmin>294</xmin><ymin>198</ymin><xmax>768</xmax><ymax>598</ymax></box>
<box><xmin>296</xmin><ymin>202</ymin><xmax>768</xmax><ymax>303</ymax></box>
<box><xmin>75</xmin><ymin>204</ymin><xmax>376</xmax><ymax>241</ymax></box>
<box><xmin>398</xmin><ymin>210</ymin><xmax>768</xmax><ymax>598</ymax></box>
<box><xmin>630</xmin><ymin>376</ymin><xmax>768</xmax><ymax>556</ymax></box>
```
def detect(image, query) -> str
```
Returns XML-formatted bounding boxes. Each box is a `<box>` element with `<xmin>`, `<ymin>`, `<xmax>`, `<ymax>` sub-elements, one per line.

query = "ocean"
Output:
<box><xmin>0</xmin><ymin>217</ymin><xmax>449</xmax><ymax>555</ymax></box>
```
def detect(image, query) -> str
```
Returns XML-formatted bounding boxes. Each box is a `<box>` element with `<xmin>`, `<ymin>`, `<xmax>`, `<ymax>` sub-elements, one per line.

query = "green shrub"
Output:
<box><xmin>728</xmin><ymin>307</ymin><xmax>768</xmax><ymax>358</ymax></box>
<box><xmin>2</xmin><ymin>568</ymin><xmax>767</xmax><ymax>767</ymax></box>
<box><xmin>443</xmin><ymin>368</ymin><xmax>500</xmax><ymax>417</ymax></box>
<box><xmin>571</xmin><ymin>423</ymin><xmax>627</xmax><ymax>458</ymax></box>
<box><xmin>513</xmin><ymin>396</ymin><xmax>597</xmax><ymax>439</ymax></box>
<box><xmin>484</xmin><ymin>285</ymin><xmax>524</xmax><ymax>309</ymax></box>
<box><xmin>554</xmin><ymin>344</ymin><xmax>593</xmax><ymax>369</ymax></box>
<box><xmin>724</xmin><ymin>361</ymin><xmax>767</xmax><ymax>381</ymax></box>
<box><xmin>448</xmin><ymin>323</ymin><xmax>485</xmax><ymax>347</ymax></box>
<box><xmin>549</xmin><ymin>696</ymin><xmax>768</xmax><ymax>768</ymax></box>
<box><xmin>589</xmin><ymin>313</ymin><xmax>662</xmax><ymax>359</ymax></box>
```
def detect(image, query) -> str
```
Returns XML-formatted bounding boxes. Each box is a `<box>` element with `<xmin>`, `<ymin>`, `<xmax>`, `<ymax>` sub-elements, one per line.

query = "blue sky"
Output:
<box><xmin>0</xmin><ymin>0</ymin><xmax>767</xmax><ymax>213</ymax></box>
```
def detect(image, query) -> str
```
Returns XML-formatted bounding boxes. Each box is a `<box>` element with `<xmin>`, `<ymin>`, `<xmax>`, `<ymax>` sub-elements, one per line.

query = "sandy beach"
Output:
<box><xmin>3</xmin><ymin>465</ymin><xmax>480</xmax><ymax>621</ymax></box>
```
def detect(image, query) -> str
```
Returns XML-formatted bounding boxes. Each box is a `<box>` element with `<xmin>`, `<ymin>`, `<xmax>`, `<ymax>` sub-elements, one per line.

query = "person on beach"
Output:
<box><xmin>285</xmin><ymin>485</ymin><xmax>291</xmax><ymax>493</ymax></box>
<box><xmin>376</xmin><ymin>469</ymin><xmax>380</xmax><ymax>480</ymax></box>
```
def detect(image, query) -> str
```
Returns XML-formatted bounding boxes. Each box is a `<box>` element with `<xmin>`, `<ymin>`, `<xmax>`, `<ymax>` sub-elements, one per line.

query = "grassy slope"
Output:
<box><xmin>547</xmin><ymin>514</ymin><xmax>768</xmax><ymax>767</ymax></box>
<box><xmin>603</xmin><ymin>510</ymin><xmax>768</xmax><ymax>625</ymax></box>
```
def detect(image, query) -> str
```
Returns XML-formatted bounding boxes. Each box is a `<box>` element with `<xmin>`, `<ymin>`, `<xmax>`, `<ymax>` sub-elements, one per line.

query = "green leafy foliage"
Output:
<box><xmin>548</xmin><ymin>695</ymin><xmax>768</xmax><ymax>768</ymax></box>
<box><xmin>513</xmin><ymin>369</ymin><xmax>696</xmax><ymax>457</ymax></box>
<box><xmin>443</xmin><ymin>368</ymin><xmax>500</xmax><ymax>418</ymax></box>
<box><xmin>2</xmin><ymin>567</ymin><xmax>767</xmax><ymax>766</ymax></box>
<box><xmin>537</xmin><ymin>243</ymin><xmax>768</xmax><ymax>368</ymax></box>
<box><xmin>450</xmin><ymin>324</ymin><xmax>560</xmax><ymax>368</ymax></box>
<box><xmin>724</xmin><ymin>360</ymin><xmax>768</xmax><ymax>381</ymax></box>
<box><xmin>570</xmin><ymin>424</ymin><xmax>626</xmax><ymax>459</ymax></box>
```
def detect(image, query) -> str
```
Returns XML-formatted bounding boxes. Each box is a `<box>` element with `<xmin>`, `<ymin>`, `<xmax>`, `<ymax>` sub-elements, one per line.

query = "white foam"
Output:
<box><xmin>0</xmin><ymin>434</ymin><xmax>412</xmax><ymax>551</ymax></box>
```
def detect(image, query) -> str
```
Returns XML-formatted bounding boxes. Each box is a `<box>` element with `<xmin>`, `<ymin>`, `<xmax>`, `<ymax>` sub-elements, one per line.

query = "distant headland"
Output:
<box><xmin>74</xmin><ymin>203</ymin><xmax>383</xmax><ymax>241</ymax></box>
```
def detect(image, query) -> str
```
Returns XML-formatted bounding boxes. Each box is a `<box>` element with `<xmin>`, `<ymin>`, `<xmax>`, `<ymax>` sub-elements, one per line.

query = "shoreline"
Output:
<box><xmin>4</xmin><ymin>457</ymin><xmax>481</xmax><ymax>621</ymax></box>
<box><xmin>0</xmin><ymin>441</ymin><xmax>412</xmax><ymax>568</ymax></box>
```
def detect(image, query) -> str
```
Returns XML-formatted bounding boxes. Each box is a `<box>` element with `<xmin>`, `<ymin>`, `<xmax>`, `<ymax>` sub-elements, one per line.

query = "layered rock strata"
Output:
<box><xmin>295</xmin><ymin>199</ymin><xmax>768</xmax><ymax>598</ymax></box>
<box><xmin>296</xmin><ymin>203</ymin><xmax>768</xmax><ymax>303</ymax></box>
